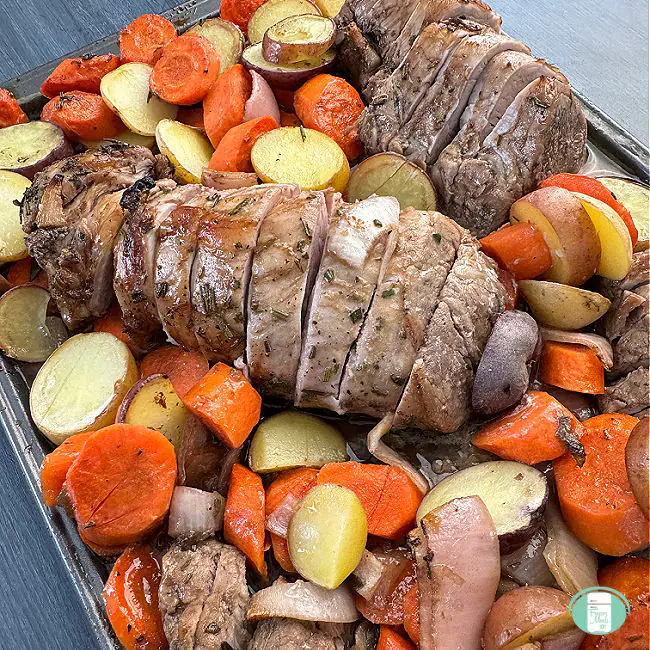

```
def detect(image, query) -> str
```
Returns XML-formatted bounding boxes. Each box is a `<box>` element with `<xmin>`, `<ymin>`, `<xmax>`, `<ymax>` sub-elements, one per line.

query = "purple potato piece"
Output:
<box><xmin>472</xmin><ymin>310</ymin><xmax>540</xmax><ymax>415</ymax></box>
<box><xmin>625</xmin><ymin>416</ymin><xmax>649</xmax><ymax>519</ymax></box>
<box><xmin>0</xmin><ymin>121</ymin><xmax>74</xmax><ymax>180</ymax></box>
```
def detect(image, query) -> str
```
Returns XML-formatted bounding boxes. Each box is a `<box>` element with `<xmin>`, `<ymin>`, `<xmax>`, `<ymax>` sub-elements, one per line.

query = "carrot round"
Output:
<box><xmin>540</xmin><ymin>341</ymin><xmax>605</xmax><ymax>394</ymax></box>
<box><xmin>139</xmin><ymin>345</ymin><xmax>209</xmax><ymax>399</ymax></box>
<box><xmin>203</xmin><ymin>64</ymin><xmax>252</xmax><ymax>147</ymax></box>
<box><xmin>473</xmin><ymin>391</ymin><xmax>583</xmax><ymax>465</ymax></box>
<box><xmin>219</xmin><ymin>0</ymin><xmax>265</xmax><ymax>34</ymax></box>
<box><xmin>480</xmin><ymin>222</ymin><xmax>553</xmax><ymax>280</ymax></box>
<box><xmin>183</xmin><ymin>362</ymin><xmax>262</xmax><ymax>449</ymax></box>
<box><xmin>102</xmin><ymin>545</ymin><xmax>167</xmax><ymax>650</ymax></box>
<box><xmin>41</xmin><ymin>432</ymin><xmax>94</xmax><ymax>507</ymax></box>
<box><xmin>40</xmin><ymin>54</ymin><xmax>120</xmax><ymax>98</ymax></box>
<box><xmin>266</xmin><ymin>467</ymin><xmax>318</xmax><ymax>572</ymax></box>
<box><xmin>208</xmin><ymin>115</ymin><xmax>278</xmax><ymax>172</ymax></box>
<box><xmin>177</xmin><ymin>105</ymin><xmax>205</xmax><ymax>130</ymax></box>
<box><xmin>119</xmin><ymin>13</ymin><xmax>177</xmax><ymax>66</ymax></box>
<box><xmin>316</xmin><ymin>462</ymin><xmax>422</xmax><ymax>539</ymax></box>
<box><xmin>378</xmin><ymin>626</ymin><xmax>416</xmax><ymax>650</ymax></box>
<box><xmin>554</xmin><ymin>413</ymin><xmax>649</xmax><ymax>556</ymax></box>
<box><xmin>0</xmin><ymin>88</ymin><xmax>29</xmax><ymax>128</ymax></box>
<box><xmin>294</xmin><ymin>74</ymin><xmax>365</xmax><ymax>160</ymax></box>
<box><xmin>94</xmin><ymin>303</ymin><xmax>140</xmax><ymax>357</ymax></box>
<box><xmin>224</xmin><ymin>463</ymin><xmax>267</xmax><ymax>576</ymax></box>
<box><xmin>41</xmin><ymin>91</ymin><xmax>123</xmax><ymax>141</ymax></box>
<box><xmin>540</xmin><ymin>173</ymin><xmax>638</xmax><ymax>246</ymax></box>
<box><xmin>150</xmin><ymin>33</ymin><xmax>220</xmax><ymax>105</ymax></box>
<box><xmin>66</xmin><ymin>424</ymin><xmax>177</xmax><ymax>548</ymax></box>
<box><xmin>403</xmin><ymin>585</ymin><xmax>420</xmax><ymax>645</ymax></box>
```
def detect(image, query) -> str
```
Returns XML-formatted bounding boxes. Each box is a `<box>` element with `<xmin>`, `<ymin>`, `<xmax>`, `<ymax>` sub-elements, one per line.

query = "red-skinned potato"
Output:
<box><xmin>243</xmin><ymin>70</ymin><xmax>281</xmax><ymax>125</ymax></box>
<box><xmin>482</xmin><ymin>586</ymin><xmax>584</xmax><ymax>649</ymax></box>
<box><xmin>262</xmin><ymin>15</ymin><xmax>336</xmax><ymax>65</ymax></box>
<box><xmin>625</xmin><ymin>417</ymin><xmax>649</xmax><ymax>519</ymax></box>
<box><xmin>0</xmin><ymin>121</ymin><xmax>74</xmax><ymax>180</ymax></box>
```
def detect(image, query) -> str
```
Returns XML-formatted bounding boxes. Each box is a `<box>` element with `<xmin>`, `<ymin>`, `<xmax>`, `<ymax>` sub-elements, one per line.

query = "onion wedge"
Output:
<box><xmin>248</xmin><ymin>579</ymin><xmax>359</xmax><ymax>622</ymax></box>
<box><xmin>265</xmin><ymin>492</ymin><xmax>300</xmax><ymax>538</ymax></box>
<box><xmin>540</xmin><ymin>327</ymin><xmax>613</xmax><ymax>370</ymax></box>
<box><xmin>367</xmin><ymin>413</ymin><xmax>430</xmax><ymax>494</ymax></box>
<box><xmin>167</xmin><ymin>486</ymin><xmax>225</xmax><ymax>539</ymax></box>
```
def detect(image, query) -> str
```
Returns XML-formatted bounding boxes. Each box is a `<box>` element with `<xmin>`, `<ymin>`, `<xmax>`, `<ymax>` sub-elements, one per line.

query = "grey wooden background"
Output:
<box><xmin>0</xmin><ymin>1</ymin><xmax>647</xmax><ymax>649</ymax></box>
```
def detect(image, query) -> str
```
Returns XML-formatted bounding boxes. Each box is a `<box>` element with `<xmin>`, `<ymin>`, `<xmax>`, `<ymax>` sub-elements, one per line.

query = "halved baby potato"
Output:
<box><xmin>263</xmin><ymin>15</ymin><xmax>336</xmax><ymax>65</ymax></box>
<box><xmin>30</xmin><ymin>332</ymin><xmax>138</xmax><ymax>445</ymax></box>
<box><xmin>599</xmin><ymin>176</ymin><xmax>649</xmax><ymax>248</ymax></box>
<box><xmin>0</xmin><ymin>170</ymin><xmax>31</xmax><ymax>264</ymax></box>
<box><xmin>116</xmin><ymin>373</ymin><xmax>190</xmax><ymax>449</ymax></box>
<box><xmin>518</xmin><ymin>280</ymin><xmax>611</xmax><ymax>330</ymax></box>
<box><xmin>101</xmin><ymin>63</ymin><xmax>178</xmax><ymax>137</ymax></box>
<box><xmin>0</xmin><ymin>286</ymin><xmax>67</xmax><ymax>362</ymax></box>
<box><xmin>510</xmin><ymin>186</ymin><xmax>600</xmax><ymax>286</ymax></box>
<box><xmin>186</xmin><ymin>18</ymin><xmax>244</xmax><ymax>73</ymax></box>
<box><xmin>249</xmin><ymin>410</ymin><xmax>347</xmax><ymax>473</ymax></box>
<box><xmin>313</xmin><ymin>0</ymin><xmax>345</xmax><ymax>17</ymax></box>
<box><xmin>155</xmin><ymin>119</ymin><xmax>214</xmax><ymax>184</ymax></box>
<box><xmin>251</xmin><ymin>126</ymin><xmax>349</xmax><ymax>191</ymax></box>
<box><xmin>346</xmin><ymin>152</ymin><xmax>437</xmax><ymax>211</ymax></box>
<box><xmin>572</xmin><ymin>192</ymin><xmax>633</xmax><ymax>280</ymax></box>
<box><xmin>247</xmin><ymin>0</ymin><xmax>321</xmax><ymax>45</ymax></box>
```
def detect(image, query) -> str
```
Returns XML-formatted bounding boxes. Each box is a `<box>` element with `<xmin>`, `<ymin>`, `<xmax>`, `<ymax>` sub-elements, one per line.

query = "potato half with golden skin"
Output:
<box><xmin>155</xmin><ymin>119</ymin><xmax>214</xmax><ymax>184</ymax></box>
<box><xmin>0</xmin><ymin>170</ymin><xmax>31</xmax><ymax>263</ymax></box>
<box><xmin>626</xmin><ymin>417</ymin><xmax>649</xmax><ymax>520</ymax></box>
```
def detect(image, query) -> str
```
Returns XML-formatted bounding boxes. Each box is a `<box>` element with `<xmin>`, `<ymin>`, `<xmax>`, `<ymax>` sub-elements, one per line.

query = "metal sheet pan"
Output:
<box><xmin>0</xmin><ymin>1</ymin><xmax>648</xmax><ymax>647</ymax></box>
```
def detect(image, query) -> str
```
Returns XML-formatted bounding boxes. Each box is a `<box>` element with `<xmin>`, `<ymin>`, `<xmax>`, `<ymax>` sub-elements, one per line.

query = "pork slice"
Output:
<box><xmin>249</xmin><ymin>619</ymin><xmax>355</xmax><ymax>650</ymax></box>
<box><xmin>247</xmin><ymin>192</ymin><xmax>330</xmax><ymax>400</ymax></box>
<box><xmin>339</xmin><ymin>209</ymin><xmax>462</xmax><ymax>417</ymax></box>
<box><xmin>336</xmin><ymin>21</ymin><xmax>382</xmax><ymax>91</ymax></box>
<box><xmin>159</xmin><ymin>539</ymin><xmax>251</xmax><ymax>650</ymax></box>
<box><xmin>295</xmin><ymin>196</ymin><xmax>400</xmax><ymax>410</ymax></box>
<box><xmin>391</xmin><ymin>32</ymin><xmax>530</xmax><ymax>167</ymax></box>
<box><xmin>435</xmin><ymin>76</ymin><xmax>587</xmax><ymax>236</ymax></box>
<box><xmin>598</xmin><ymin>367</ymin><xmax>650</xmax><ymax>418</ymax></box>
<box><xmin>191</xmin><ymin>184</ymin><xmax>298</xmax><ymax>362</ymax></box>
<box><xmin>354</xmin><ymin>0</ymin><xmax>421</xmax><ymax>56</ymax></box>
<box><xmin>114</xmin><ymin>180</ymin><xmax>209</xmax><ymax>349</ymax></box>
<box><xmin>359</xmin><ymin>20</ymin><xmax>481</xmax><ymax>153</ymax></box>
<box><xmin>22</xmin><ymin>143</ymin><xmax>157</xmax><ymax>330</ymax></box>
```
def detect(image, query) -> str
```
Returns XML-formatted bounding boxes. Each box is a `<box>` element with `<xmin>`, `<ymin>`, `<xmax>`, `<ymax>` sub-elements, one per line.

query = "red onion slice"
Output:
<box><xmin>248</xmin><ymin>579</ymin><xmax>359</xmax><ymax>622</ymax></box>
<box><xmin>349</xmin><ymin>550</ymin><xmax>384</xmax><ymax>600</ymax></box>
<box><xmin>265</xmin><ymin>492</ymin><xmax>301</xmax><ymax>538</ymax></box>
<box><xmin>367</xmin><ymin>414</ymin><xmax>430</xmax><ymax>494</ymax></box>
<box><xmin>540</xmin><ymin>327</ymin><xmax>613</xmax><ymax>370</ymax></box>
<box><xmin>168</xmin><ymin>486</ymin><xmax>225</xmax><ymax>539</ymax></box>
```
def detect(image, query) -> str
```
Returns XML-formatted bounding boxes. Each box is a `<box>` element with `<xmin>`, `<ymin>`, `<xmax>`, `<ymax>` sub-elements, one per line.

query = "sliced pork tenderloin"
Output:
<box><xmin>247</xmin><ymin>192</ymin><xmax>330</xmax><ymax>400</ymax></box>
<box><xmin>21</xmin><ymin>143</ymin><xmax>158</xmax><ymax>330</ymax></box>
<box><xmin>389</xmin><ymin>32</ymin><xmax>530</xmax><ymax>167</ymax></box>
<box><xmin>335</xmin><ymin>21</ymin><xmax>382</xmax><ymax>90</ymax></box>
<box><xmin>159</xmin><ymin>539</ymin><xmax>251</xmax><ymax>650</ymax></box>
<box><xmin>295</xmin><ymin>196</ymin><xmax>400</xmax><ymax>411</ymax></box>
<box><xmin>249</xmin><ymin>618</ymin><xmax>355</xmax><ymax>650</ymax></box>
<box><xmin>190</xmin><ymin>184</ymin><xmax>298</xmax><ymax>362</ymax></box>
<box><xmin>338</xmin><ymin>208</ymin><xmax>463</xmax><ymax>417</ymax></box>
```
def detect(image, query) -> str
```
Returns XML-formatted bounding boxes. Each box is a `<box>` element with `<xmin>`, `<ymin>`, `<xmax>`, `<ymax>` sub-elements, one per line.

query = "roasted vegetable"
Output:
<box><xmin>625</xmin><ymin>417</ymin><xmax>649</xmax><ymax>520</ymax></box>
<box><xmin>155</xmin><ymin>118</ymin><xmax>214</xmax><ymax>183</ymax></box>
<box><xmin>0</xmin><ymin>170</ymin><xmax>31</xmax><ymax>263</ymax></box>
<box><xmin>243</xmin><ymin>70</ymin><xmax>281</xmax><ymax>125</ymax></box>
<box><xmin>598</xmin><ymin>176</ymin><xmax>649</xmax><ymax>248</ymax></box>
<box><xmin>186</xmin><ymin>17</ymin><xmax>245</xmax><ymax>73</ymax></box>
<box><xmin>540</xmin><ymin>341</ymin><xmax>605</xmax><ymax>394</ymax></box>
<box><xmin>263</xmin><ymin>15</ymin><xmax>336</xmax><ymax>65</ymax></box>
<box><xmin>247</xmin><ymin>0</ymin><xmax>321</xmax><ymax>44</ymax></box>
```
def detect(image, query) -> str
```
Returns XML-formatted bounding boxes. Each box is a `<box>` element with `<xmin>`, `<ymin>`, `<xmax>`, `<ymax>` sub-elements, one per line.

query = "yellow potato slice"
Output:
<box><xmin>0</xmin><ymin>170</ymin><xmax>31</xmax><ymax>263</ymax></box>
<box><xmin>156</xmin><ymin>119</ymin><xmax>214</xmax><ymax>184</ymax></box>
<box><xmin>313</xmin><ymin>0</ymin><xmax>345</xmax><ymax>17</ymax></box>
<box><xmin>518</xmin><ymin>280</ymin><xmax>611</xmax><ymax>331</ymax></box>
<box><xmin>186</xmin><ymin>18</ymin><xmax>244</xmax><ymax>73</ymax></box>
<box><xmin>251</xmin><ymin>126</ymin><xmax>349</xmax><ymax>191</ymax></box>
<box><xmin>573</xmin><ymin>192</ymin><xmax>633</xmax><ymax>280</ymax></box>
<box><xmin>30</xmin><ymin>332</ymin><xmax>138</xmax><ymax>445</ymax></box>
<box><xmin>288</xmin><ymin>484</ymin><xmax>367</xmax><ymax>588</ymax></box>
<box><xmin>82</xmin><ymin>130</ymin><xmax>155</xmax><ymax>150</ymax></box>
<box><xmin>599</xmin><ymin>176</ymin><xmax>649</xmax><ymax>248</ymax></box>
<box><xmin>248</xmin><ymin>0</ymin><xmax>321</xmax><ymax>44</ymax></box>
<box><xmin>101</xmin><ymin>63</ymin><xmax>178</xmax><ymax>137</ymax></box>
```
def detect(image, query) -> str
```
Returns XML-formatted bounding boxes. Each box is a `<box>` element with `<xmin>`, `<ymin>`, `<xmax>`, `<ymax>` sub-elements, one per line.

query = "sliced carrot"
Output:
<box><xmin>265</xmin><ymin>468</ymin><xmax>318</xmax><ymax>572</ymax></box>
<box><xmin>473</xmin><ymin>391</ymin><xmax>584</xmax><ymax>465</ymax></box>
<box><xmin>119</xmin><ymin>13</ymin><xmax>177</xmax><ymax>66</ymax></box>
<box><xmin>139</xmin><ymin>345</ymin><xmax>209</xmax><ymax>399</ymax></box>
<box><xmin>94</xmin><ymin>302</ymin><xmax>140</xmax><ymax>357</ymax></box>
<box><xmin>203</xmin><ymin>64</ymin><xmax>252</xmax><ymax>147</ymax></box>
<box><xmin>554</xmin><ymin>413</ymin><xmax>649</xmax><ymax>556</ymax></box>
<box><xmin>150</xmin><ymin>33</ymin><xmax>220</xmax><ymax>106</ymax></box>
<box><xmin>294</xmin><ymin>74</ymin><xmax>365</xmax><ymax>160</ymax></box>
<box><xmin>66</xmin><ymin>424</ymin><xmax>177</xmax><ymax>548</ymax></box>
<box><xmin>378</xmin><ymin>626</ymin><xmax>416</xmax><ymax>650</ymax></box>
<box><xmin>540</xmin><ymin>173</ymin><xmax>638</xmax><ymax>246</ymax></box>
<box><xmin>480</xmin><ymin>222</ymin><xmax>553</xmax><ymax>280</ymax></box>
<box><xmin>41</xmin><ymin>432</ymin><xmax>94</xmax><ymax>507</ymax></box>
<box><xmin>41</xmin><ymin>91</ymin><xmax>123</xmax><ymax>141</ymax></box>
<box><xmin>208</xmin><ymin>115</ymin><xmax>278</xmax><ymax>172</ymax></box>
<box><xmin>403</xmin><ymin>585</ymin><xmax>420</xmax><ymax>645</ymax></box>
<box><xmin>177</xmin><ymin>105</ymin><xmax>205</xmax><ymax>130</ymax></box>
<box><xmin>0</xmin><ymin>88</ymin><xmax>29</xmax><ymax>128</ymax></box>
<box><xmin>280</xmin><ymin>110</ymin><xmax>301</xmax><ymax>127</ymax></box>
<box><xmin>183</xmin><ymin>362</ymin><xmax>262</xmax><ymax>449</ymax></box>
<box><xmin>40</xmin><ymin>54</ymin><xmax>120</xmax><ymax>98</ymax></box>
<box><xmin>316</xmin><ymin>462</ymin><xmax>422</xmax><ymax>540</ymax></box>
<box><xmin>102</xmin><ymin>545</ymin><xmax>167</xmax><ymax>650</ymax></box>
<box><xmin>496</xmin><ymin>267</ymin><xmax>518</xmax><ymax>310</ymax></box>
<box><xmin>219</xmin><ymin>0</ymin><xmax>266</xmax><ymax>34</ymax></box>
<box><xmin>540</xmin><ymin>341</ymin><xmax>605</xmax><ymax>395</ymax></box>
<box><xmin>224</xmin><ymin>463</ymin><xmax>267</xmax><ymax>576</ymax></box>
